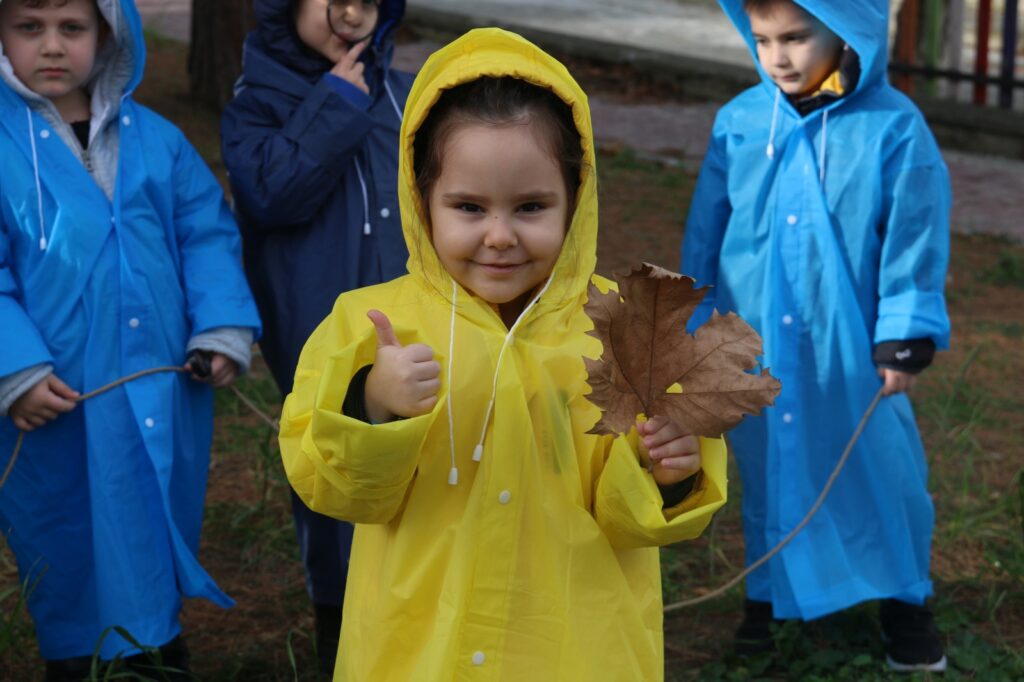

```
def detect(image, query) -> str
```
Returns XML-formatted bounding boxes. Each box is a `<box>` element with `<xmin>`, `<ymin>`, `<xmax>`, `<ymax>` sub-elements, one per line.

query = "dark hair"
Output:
<box><xmin>413</xmin><ymin>76</ymin><xmax>584</xmax><ymax>211</ymax></box>
<box><xmin>743</xmin><ymin>0</ymin><xmax>794</xmax><ymax>14</ymax></box>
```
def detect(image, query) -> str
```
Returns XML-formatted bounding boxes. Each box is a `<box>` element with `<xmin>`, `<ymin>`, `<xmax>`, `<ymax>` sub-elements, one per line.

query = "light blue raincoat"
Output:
<box><xmin>0</xmin><ymin>0</ymin><xmax>260</xmax><ymax>659</ymax></box>
<box><xmin>681</xmin><ymin>0</ymin><xmax>950</xmax><ymax>619</ymax></box>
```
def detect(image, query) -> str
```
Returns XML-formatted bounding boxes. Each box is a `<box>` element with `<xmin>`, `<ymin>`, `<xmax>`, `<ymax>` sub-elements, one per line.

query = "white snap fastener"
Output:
<box><xmin>380</xmin><ymin>207</ymin><xmax>390</xmax><ymax>218</ymax></box>
<box><xmin>144</xmin><ymin>417</ymin><xmax>155</xmax><ymax>428</ymax></box>
<box><xmin>129</xmin><ymin>317</ymin><xmax>140</xmax><ymax>328</ymax></box>
<box><xmin>498</xmin><ymin>490</ymin><xmax>511</xmax><ymax>505</ymax></box>
<box><xmin>782</xmin><ymin>413</ymin><xmax>793</xmax><ymax>424</ymax></box>
<box><xmin>110</xmin><ymin>216</ymin><xmax>116</xmax><ymax>224</ymax></box>
<box><xmin>786</xmin><ymin>215</ymin><xmax>798</xmax><ymax>225</ymax></box>
<box><xmin>40</xmin><ymin>129</ymin><xmax>50</xmax><ymax>139</ymax></box>
<box><xmin>472</xmin><ymin>651</ymin><xmax>485</xmax><ymax>666</ymax></box>
<box><xmin>122</xmin><ymin>115</ymin><xmax>131</xmax><ymax>126</ymax></box>
<box><xmin>782</xmin><ymin>315</ymin><xmax>793</xmax><ymax>325</ymax></box>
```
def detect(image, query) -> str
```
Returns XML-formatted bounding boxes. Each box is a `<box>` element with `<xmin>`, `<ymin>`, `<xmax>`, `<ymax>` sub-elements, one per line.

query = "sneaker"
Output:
<box><xmin>44</xmin><ymin>657</ymin><xmax>92</xmax><ymax>682</ymax></box>
<box><xmin>880</xmin><ymin>599</ymin><xmax>947</xmax><ymax>673</ymax></box>
<box><xmin>124</xmin><ymin>635</ymin><xmax>192</xmax><ymax>680</ymax></box>
<box><xmin>734</xmin><ymin>599</ymin><xmax>779</xmax><ymax>657</ymax></box>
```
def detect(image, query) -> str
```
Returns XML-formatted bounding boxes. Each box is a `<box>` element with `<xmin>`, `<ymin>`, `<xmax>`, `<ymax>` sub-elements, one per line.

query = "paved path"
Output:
<box><xmin>136</xmin><ymin>0</ymin><xmax>1024</xmax><ymax>243</ymax></box>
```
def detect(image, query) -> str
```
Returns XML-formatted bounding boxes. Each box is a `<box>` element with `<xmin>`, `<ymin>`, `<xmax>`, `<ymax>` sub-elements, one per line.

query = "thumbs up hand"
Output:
<box><xmin>363</xmin><ymin>310</ymin><xmax>442</xmax><ymax>423</ymax></box>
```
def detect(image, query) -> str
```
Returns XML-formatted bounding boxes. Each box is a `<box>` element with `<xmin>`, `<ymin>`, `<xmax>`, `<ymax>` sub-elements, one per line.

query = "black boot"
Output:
<box><xmin>314</xmin><ymin>603</ymin><xmax>343</xmax><ymax>677</ymax></box>
<box><xmin>123</xmin><ymin>635</ymin><xmax>192</xmax><ymax>680</ymax></box>
<box><xmin>733</xmin><ymin>599</ymin><xmax>780</xmax><ymax>657</ymax></box>
<box><xmin>44</xmin><ymin>657</ymin><xmax>92</xmax><ymax>682</ymax></box>
<box><xmin>880</xmin><ymin>599</ymin><xmax>947</xmax><ymax>672</ymax></box>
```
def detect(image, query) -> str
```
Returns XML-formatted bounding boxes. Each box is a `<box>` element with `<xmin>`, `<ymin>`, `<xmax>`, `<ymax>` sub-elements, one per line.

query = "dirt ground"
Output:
<box><xmin>2</xmin><ymin>28</ymin><xmax>1022</xmax><ymax>682</ymax></box>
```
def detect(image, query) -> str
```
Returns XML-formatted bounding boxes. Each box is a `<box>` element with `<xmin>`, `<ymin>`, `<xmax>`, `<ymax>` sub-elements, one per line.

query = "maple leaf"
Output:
<box><xmin>584</xmin><ymin>263</ymin><xmax>781</xmax><ymax>437</ymax></box>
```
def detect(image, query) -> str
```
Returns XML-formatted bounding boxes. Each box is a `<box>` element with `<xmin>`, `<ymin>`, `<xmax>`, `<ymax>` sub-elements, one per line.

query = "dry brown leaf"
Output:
<box><xmin>584</xmin><ymin>263</ymin><xmax>781</xmax><ymax>437</ymax></box>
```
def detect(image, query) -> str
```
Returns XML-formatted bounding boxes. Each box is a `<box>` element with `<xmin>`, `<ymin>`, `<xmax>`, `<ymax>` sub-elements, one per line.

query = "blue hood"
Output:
<box><xmin>251</xmin><ymin>0</ymin><xmax>406</xmax><ymax>83</ymax></box>
<box><xmin>718</xmin><ymin>0</ymin><xmax>889</xmax><ymax>98</ymax></box>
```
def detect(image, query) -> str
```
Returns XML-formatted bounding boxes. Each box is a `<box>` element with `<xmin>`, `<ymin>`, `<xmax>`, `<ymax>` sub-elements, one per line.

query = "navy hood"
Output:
<box><xmin>251</xmin><ymin>0</ymin><xmax>406</xmax><ymax>83</ymax></box>
<box><xmin>718</xmin><ymin>0</ymin><xmax>889</xmax><ymax>98</ymax></box>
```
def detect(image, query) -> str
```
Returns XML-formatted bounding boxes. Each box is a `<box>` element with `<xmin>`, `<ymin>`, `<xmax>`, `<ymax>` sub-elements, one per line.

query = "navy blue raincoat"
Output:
<box><xmin>0</xmin><ymin>0</ymin><xmax>260</xmax><ymax>659</ymax></box>
<box><xmin>681</xmin><ymin>0</ymin><xmax>951</xmax><ymax>619</ymax></box>
<box><xmin>222</xmin><ymin>0</ymin><xmax>413</xmax><ymax>394</ymax></box>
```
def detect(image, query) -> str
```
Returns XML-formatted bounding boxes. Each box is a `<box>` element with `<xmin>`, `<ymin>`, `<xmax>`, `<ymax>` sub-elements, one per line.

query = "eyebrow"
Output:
<box><xmin>440</xmin><ymin>191</ymin><xmax>561</xmax><ymax>203</ymax></box>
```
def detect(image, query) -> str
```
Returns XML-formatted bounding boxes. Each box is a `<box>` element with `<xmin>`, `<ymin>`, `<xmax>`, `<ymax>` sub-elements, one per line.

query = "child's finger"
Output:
<box><xmin>48</xmin><ymin>375</ymin><xmax>80</xmax><ymax>400</ymax></box>
<box><xmin>343</xmin><ymin>38</ymin><xmax>370</xmax><ymax>66</ymax></box>
<box><xmin>649</xmin><ymin>434</ymin><xmax>699</xmax><ymax>461</ymax></box>
<box><xmin>368</xmin><ymin>310</ymin><xmax>402</xmax><ymax>348</ymax></box>
<box><xmin>12</xmin><ymin>415</ymin><xmax>35</xmax><ymax>432</ymax></box>
<box><xmin>43</xmin><ymin>391</ymin><xmax>76</xmax><ymax>413</ymax></box>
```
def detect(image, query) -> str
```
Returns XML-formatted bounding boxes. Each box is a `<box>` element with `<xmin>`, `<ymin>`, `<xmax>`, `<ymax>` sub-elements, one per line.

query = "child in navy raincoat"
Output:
<box><xmin>0</xmin><ymin>0</ymin><xmax>260</xmax><ymax>678</ymax></box>
<box><xmin>220</xmin><ymin>0</ymin><xmax>413</xmax><ymax>672</ymax></box>
<box><xmin>680</xmin><ymin>0</ymin><xmax>950</xmax><ymax>672</ymax></box>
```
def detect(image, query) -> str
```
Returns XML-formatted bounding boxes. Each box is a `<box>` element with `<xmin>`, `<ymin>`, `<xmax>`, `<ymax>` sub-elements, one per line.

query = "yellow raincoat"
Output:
<box><xmin>279</xmin><ymin>28</ymin><xmax>727</xmax><ymax>681</ymax></box>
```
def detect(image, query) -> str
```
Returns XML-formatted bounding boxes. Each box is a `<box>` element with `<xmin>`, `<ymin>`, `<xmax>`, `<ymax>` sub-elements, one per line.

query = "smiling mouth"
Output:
<box><xmin>477</xmin><ymin>262</ymin><xmax>524</xmax><ymax>273</ymax></box>
<box><xmin>38</xmin><ymin>69</ymin><xmax>67</xmax><ymax>77</ymax></box>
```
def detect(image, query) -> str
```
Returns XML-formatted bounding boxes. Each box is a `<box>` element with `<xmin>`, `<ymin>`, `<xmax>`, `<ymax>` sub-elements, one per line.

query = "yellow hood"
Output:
<box><xmin>398</xmin><ymin>27</ymin><xmax>598</xmax><ymax>314</ymax></box>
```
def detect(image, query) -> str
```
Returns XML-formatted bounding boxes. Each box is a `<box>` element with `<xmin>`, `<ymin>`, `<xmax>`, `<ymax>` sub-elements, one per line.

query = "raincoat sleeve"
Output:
<box><xmin>279</xmin><ymin>303</ymin><xmax>433</xmax><ymax>524</ymax></box>
<box><xmin>874</xmin><ymin>121</ymin><xmax>951</xmax><ymax>349</ymax></box>
<box><xmin>593</xmin><ymin>434</ymin><xmax>728</xmax><ymax>550</ymax></box>
<box><xmin>680</xmin><ymin>117</ymin><xmax>731</xmax><ymax>330</ymax></box>
<box><xmin>0</xmin><ymin>218</ymin><xmax>53</xmax><ymax>380</ymax></box>
<box><xmin>221</xmin><ymin>78</ymin><xmax>374</xmax><ymax>229</ymax></box>
<box><xmin>169</xmin><ymin>127</ymin><xmax>262</xmax><ymax>338</ymax></box>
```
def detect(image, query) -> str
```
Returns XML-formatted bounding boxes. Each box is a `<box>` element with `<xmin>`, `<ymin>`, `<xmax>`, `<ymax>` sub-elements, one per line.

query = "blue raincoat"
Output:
<box><xmin>0</xmin><ymin>0</ymin><xmax>260</xmax><ymax>659</ymax></box>
<box><xmin>681</xmin><ymin>0</ymin><xmax>951</xmax><ymax>619</ymax></box>
<box><xmin>221</xmin><ymin>0</ymin><xmax>413</xmax><ymax>395</ymax></box>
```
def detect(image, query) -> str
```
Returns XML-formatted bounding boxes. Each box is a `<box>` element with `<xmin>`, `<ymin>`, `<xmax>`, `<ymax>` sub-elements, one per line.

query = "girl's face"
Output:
<box><xmin>428</xmin><ymin>120</ymin><xmax>570</xmax><ymax>326</ymax></box>
<box><xmin>294</xmin><ymin>0</ymin><xmax>378</xmax><ymax>62</ymax></box>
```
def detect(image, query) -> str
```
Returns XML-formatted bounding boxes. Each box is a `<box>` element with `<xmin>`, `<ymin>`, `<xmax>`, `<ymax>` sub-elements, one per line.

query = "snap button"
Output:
<box><xmin>498</xmin><ymin>490</ymin><xmax>511</xmax><ymax>505</ymax></box>
<box><xmin>471</xmin><ymin>651</ymin><xmax>485</xmax><ymax>666</ymax></box>
<box><xmin>782</xmin><ymin>413</ymin><xmax>793</xmax><ymax>424</ymax></box>
<box><xmin>786</xmin><ymin>215</ymin><xmax>798</xmax><ymax>225</ymax></box>
<box><xmin>782</xmin><ymin>315</ymin><xmax>793</xmax><ymax>325</ymax></box>
<box><xmin>40</xmin><ymin>129</ymin><xmax>50</xmax><ymax>139</ymax></box>
<box><xmin>144</xmin><ymin>417</ymin><xmax>155</xmax><ymax>428</ymax></box>
<box><xmin>380</xmin><ymin>207</ymin><xmax>390</xmax><ymax>218</ymax></box>
<box><xmin>129</xmin><ymin>317</ymin><xmax>140</xmax><ymax>328</ymax></box>
<box><xmin>110</xmin><ymin>216</ymin><xmax>116</xmax><ymax>224</ymax></box>
<box><xmin>122</xmin><ymin>115</ymin><xmax>131</xmax><ymax>126</ymax></box>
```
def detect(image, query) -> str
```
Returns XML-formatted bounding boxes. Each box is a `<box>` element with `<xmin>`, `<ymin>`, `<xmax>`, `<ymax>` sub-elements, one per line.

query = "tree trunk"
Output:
<box><xmin>188</xmin><ymin>0</ymin><xmax>254</xmax><ymax>111</ymax></box>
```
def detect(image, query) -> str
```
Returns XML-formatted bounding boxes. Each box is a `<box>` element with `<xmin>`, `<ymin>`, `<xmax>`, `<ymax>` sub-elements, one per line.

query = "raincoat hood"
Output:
<box><xmin>718</xmin><ymin>0</ymin><xmax>889</xmax><ymax>100</ymax></box>
<box><xmin>0</xmin><ymin>0</ymin><xmax>144</xmax><ymax>112</ymax></box>
<box><xmin>251</xmin><ymin>0</ymin><xmax>405</xmax><ymax>83</ymax></box>
<box><xmin>398</xmin><ymin>27</ymin><xmax>598</xmax><ymax>315</ymax></box>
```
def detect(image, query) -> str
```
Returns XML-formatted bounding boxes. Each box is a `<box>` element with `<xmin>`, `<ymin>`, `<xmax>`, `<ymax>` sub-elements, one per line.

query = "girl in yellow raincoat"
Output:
<box><xmin>279</xmin><ymin>27</ymin><xmax>728</xmax><ymax>681</ymax></box>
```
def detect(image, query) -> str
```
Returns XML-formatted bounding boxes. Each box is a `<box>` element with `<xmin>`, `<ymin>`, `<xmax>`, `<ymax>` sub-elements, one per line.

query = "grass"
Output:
<box><xmin>2</xmin><ymin>28</ymin><xmax>1023</xmax><ymax>682</ymax></box>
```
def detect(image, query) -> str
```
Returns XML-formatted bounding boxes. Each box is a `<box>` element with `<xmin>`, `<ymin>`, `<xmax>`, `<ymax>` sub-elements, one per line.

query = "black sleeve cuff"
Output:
<box><xmin>342</xmin><ymin>365</ymin><xmax>373</xmax><ymax>423</ymax></box>
<box><xmin>659</xmin><ymin>472</ymin><xmax>701</xmax><ymax>509</ymax></box>
<box><xmin>873</xmin><ymin>338</ymin><xmax>936</xmax><ymax>374</ymax></box>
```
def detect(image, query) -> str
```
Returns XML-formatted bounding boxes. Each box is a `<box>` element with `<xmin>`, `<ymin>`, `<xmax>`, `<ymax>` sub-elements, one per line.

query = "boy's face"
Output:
<box><xmin>748</xmin><ymin>1</ymin><xmax>844</xmax><ymax>98</ymax></box>
<box><xmin>427</xmin><ymin>121</ymin><xmax>569</xmax><ymax>325</ymax></box>
<box><xmin>0</xmin><ymin>0</ymin><xmax>101</xmax><ymax>104</ymax></box>
<box><xmin>294</xmin><ymin>0</ymin><xmax>378</xmax><ymax>63</ymax></box>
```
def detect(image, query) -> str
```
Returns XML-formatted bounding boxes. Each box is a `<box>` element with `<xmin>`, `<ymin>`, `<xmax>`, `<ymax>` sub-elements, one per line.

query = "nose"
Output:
<box><xmin>483</xmin><ymin>214</ymin><xmax>517</xmax><ymax>249</ymax></box>
<box><xmin>768</xmin><ymin>43</ymin><xmax>789</xmax><ymax>68</ymax></box>
<box><xmin>342</xmin><ymin>3</ymin><xmax>367</xmax><ymax>26</ymax></box>
<box><xmin>41</xmin><ymin>29</ymin><xmax>65</xmax><ymax>56</ymax></box>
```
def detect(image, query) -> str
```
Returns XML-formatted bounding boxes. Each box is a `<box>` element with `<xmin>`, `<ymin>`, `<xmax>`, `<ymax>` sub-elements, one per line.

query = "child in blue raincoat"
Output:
<box><xmin>680</xmin><ymin>0</ymin><xmax>950</xmax><ymax>672</ymax></box>
<box><xmin>0</xmin><ymin>0</ymin><xmax>260</xmax><ymax>677</ymax></box>
<box><xmin>220</xmin><ymin>0</ymin><xmax>413</xmax><ymax>672</ymax></box>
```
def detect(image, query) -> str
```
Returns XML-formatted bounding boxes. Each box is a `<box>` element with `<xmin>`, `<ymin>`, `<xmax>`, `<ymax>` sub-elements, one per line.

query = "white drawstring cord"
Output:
<box><xmin>819</xmin><ymin>109</ymin><xmax>829</xmax><ymax>187</ymax></box>
<box><xmin>446</xmin><ymin>279</ymin><xmax>459</xmax><ymax>486</ymax></box>
<box><xmin>26</xmin><ymin>109</ymin><xmax>47</xmax><ymax>251</ymax></box>
<box><xmin>471</xmin><ymin>275</ymin><xmax>556</xmax><ymax>463</ymax></box>
<box><xmin>766</xmin><ymin>87</ymin><xmax>781</xmax><ymax>159</ymax></box>
<box><xmin>354</xmin><ymin>161</ymin><xmax>371</xmax><ymax>235</ymax></box>
<box><xmin>384</xmin><ymin>80</ymin><xmax>403</xmax><ymax>122</ymax></box>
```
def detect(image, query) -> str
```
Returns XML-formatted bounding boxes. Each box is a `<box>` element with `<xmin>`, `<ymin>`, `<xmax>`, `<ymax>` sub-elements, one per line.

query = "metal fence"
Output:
<box><xmin>890</xmin><ymin>0</ymin><xmax>1022</xmax><ymax>109</ymax></box>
